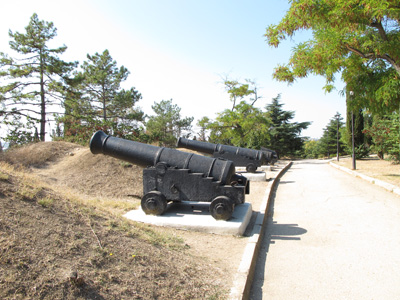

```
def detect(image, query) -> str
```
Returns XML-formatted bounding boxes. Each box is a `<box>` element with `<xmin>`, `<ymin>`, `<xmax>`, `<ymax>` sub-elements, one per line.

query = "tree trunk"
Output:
<box><xmin>102</xmin><ymin>88</ymin><xmax>107</xmax><ymax>121</ymax></box>
<box><xmin>40</xmin><ymin>54</ymin><xmax>46</xmax><ymax>141</ymax></box>
<box><xmin>377</xmin><ymin>151</ymin><xmax>384</xmax><ymax>160</ymax></box>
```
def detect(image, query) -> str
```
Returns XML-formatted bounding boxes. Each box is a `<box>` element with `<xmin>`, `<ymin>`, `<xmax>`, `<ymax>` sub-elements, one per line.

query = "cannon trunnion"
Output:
<box><xmin>177</xmin><ymin>137</ymin><xmax>267</xmax><ymax>173</ymax></box>
<box><xmin>90</xmin><ymin>131</ymin><xmax>249</xmax><ymax>220</ymax></box>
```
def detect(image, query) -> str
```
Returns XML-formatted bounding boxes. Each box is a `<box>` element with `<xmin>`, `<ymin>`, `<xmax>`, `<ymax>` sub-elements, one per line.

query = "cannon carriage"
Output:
<box><xmin>90</xmin><ymin>131</ymin><xmax>249</xmax><ymax>220</ymax></box>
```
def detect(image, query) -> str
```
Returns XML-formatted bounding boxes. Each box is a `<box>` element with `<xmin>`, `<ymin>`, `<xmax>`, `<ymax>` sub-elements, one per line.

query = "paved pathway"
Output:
<box><xmin>249</xmin><ymin>160</ymin><xmax>400</xmax><ymax>300</ymax></box>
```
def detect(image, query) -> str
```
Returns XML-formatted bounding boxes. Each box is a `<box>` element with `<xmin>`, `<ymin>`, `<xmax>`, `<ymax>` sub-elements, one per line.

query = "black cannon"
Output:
<box><xmin>176</xmin><ymin>137</ymin><xmax>267</xmax><ymax>173</ymax></box>
<box><xmin>90</xmin><ymin>131</ymin><xmax>249</xmax><ymax>220</ymax></box>
<box><xmin>260</xmin><ymin>147</ymin><xmax>278</xmax><ymax>165</ymax></box>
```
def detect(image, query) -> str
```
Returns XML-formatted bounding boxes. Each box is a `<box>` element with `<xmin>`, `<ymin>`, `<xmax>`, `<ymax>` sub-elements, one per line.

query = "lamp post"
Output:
<box><xmin>335</xmin><ymin>112</ymin><xmax>340</xmax><ymax>161</ymax></box>
<box><xmin>349</xmin><ymin>91</ymin><xmax>356</xmax><ymax>170</ymax></box>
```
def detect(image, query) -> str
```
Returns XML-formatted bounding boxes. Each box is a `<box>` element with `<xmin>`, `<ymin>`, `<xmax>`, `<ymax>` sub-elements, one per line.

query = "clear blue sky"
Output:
<box><xmin>0</xmin><ymin>0</ymin><xmax>346</xmax><ymax>139</ymax></box>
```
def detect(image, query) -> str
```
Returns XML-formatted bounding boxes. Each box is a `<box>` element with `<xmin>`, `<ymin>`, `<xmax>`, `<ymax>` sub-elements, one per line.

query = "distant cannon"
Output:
<box><xmin>176</xmin><ymin>137</ymin><xmax>267</xmax><ymax>173</ymax></box>
<box><xmin>90</xmin><ymin>131</ymin><xmax>249</xmax><ymax>220</ymax></box>
<box><xmin>260</xmin><ymin>147</ymin><xmax>278</xmax><ymax>165</ymax></box>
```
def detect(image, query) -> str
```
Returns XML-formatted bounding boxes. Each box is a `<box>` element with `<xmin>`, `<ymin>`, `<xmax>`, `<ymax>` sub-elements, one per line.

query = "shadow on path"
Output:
<box><xmin>250</xmin><ymin>178</ymin><xmax>307</xmax><ymax>300</ymax></box>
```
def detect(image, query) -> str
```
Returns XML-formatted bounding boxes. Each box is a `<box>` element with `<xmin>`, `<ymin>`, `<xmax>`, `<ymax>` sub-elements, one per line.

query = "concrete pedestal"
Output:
<box><xmin>123</xmin><ymin>201</ymin><xmax>252</xmax><ymax>236</ymax></box>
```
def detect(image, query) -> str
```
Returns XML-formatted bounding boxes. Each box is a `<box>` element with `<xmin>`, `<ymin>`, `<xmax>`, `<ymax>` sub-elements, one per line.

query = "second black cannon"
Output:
<box><xmin>177</xmin><ymin>137</ymin><xmax>268</xmax><ymax>173</ymax></box>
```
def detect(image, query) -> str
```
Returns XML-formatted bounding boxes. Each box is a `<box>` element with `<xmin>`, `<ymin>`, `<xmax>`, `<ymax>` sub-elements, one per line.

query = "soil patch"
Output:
<box><xmin>332</xmin><ymin>156</ymin><xmax>400</xmax><ymax>187</ymax></box>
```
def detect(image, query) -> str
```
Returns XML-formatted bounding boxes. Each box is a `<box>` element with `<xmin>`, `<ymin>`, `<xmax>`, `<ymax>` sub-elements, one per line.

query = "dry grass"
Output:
<box><xmin>0</xmin><ymin>142</ymin><xmax>229</xmax><ymax>300</ymax></box>
<box><xmin>0</xmin><ymin>141</ymin><xmax>78</xmax><ymax>167</ymax></box>
<box><xmin>332</xmin><ymin>156</ymin><xmax>400</xmax><ymax>187</ymax></box>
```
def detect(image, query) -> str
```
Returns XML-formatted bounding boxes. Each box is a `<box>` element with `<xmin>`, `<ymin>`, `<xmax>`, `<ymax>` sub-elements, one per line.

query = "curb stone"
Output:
<box><xmin>329</xmin><ymin>161</ymin><xmax>400</xmax><ymax>197</ymax></box>
<box><xmin>229</xmin><ymin>161</ymin><xmax>293</xmax><ymax>300</ymax></box>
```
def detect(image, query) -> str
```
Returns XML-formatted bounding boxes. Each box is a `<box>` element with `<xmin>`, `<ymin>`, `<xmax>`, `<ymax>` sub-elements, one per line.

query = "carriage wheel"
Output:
<box><xmin>210</xmin><ymin>196</ymin><xmax>234</xmax><ymax>220</ymax></box>
<box><xmin>141</xmin><ymin>191</ymin><xmax>167</xmax><ymax>215</ymax></box>
<box><xmin>246</xmin><ymin>163</ymin><xmax>257</xmax><ymax>173</ymax></box>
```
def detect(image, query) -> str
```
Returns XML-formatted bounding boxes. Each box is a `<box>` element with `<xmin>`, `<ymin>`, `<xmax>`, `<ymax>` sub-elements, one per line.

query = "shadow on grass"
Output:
<box><xmin>386</xmin><ymin>174</ymin><xmax>400</xmax><ymax>178</ymax></box>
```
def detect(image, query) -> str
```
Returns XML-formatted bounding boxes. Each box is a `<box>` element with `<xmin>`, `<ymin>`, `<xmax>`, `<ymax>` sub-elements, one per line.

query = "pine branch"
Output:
<box><xmin>0</xmin><ymin>109</ymin><xmax>41</xmax><ymax>121</ymax></box>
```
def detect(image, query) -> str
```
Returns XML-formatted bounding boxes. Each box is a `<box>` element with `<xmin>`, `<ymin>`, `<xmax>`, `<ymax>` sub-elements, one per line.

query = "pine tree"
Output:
<box><xmin>265</xmin><ymin>94</ymin><xmax>310</xmax><ymax>157</ymax></box>
<box><xmin>78</xmin><ymin>49</ymin><xmax>143</xmax><ymax>136</ymax></box>
<box><xmin>0</xmin><ymin>13</ymin><xmax>77</xmax><ymax>142</ymax></box>
<box><xmin>319</xmin><ymin>113</ymin><xmax>344</xmax><ymax>158</ymax></box>
<box><xmin>146</xmin><ymin>99</ymin><xmax>193</xmax><ymax>147</ymax></box>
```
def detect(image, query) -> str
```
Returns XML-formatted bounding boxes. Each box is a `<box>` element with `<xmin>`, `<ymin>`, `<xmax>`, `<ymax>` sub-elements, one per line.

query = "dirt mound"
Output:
<box><xmin>1</xmin><ymin>141</ymin><xmax>143</xmax><ymax>200</ymax></box>
<box><xmin>35</xmin><ymin>147</ymin><xmax>143</xmax><ymax>201</ymax></box>
<box><xmin>0</xmin><ymin>142</ymin><xmax>230</xmax><ymax>299</ymax></box>
<box><xmin>0</xmin><ymin>141</ymin><xmax>79</xmax><ymax>167</ymax></box>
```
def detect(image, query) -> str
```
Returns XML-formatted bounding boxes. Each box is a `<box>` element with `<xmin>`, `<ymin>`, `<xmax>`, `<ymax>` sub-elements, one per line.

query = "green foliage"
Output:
<box><xmin>355</xmin><ymin>144</ymin><xmax>371</xmax><ymax>159</ymax></box>
<box><xmin>80</xmin><ymin>50</ymin><xmax>143</xmax><ymax>134</ymax></box>
<box><xmin>207</xmin><ymin>101</ymin><xmax>270</xmax><ymax>148</ymax></box>
<box><xmin>265</xmin><ymin>1</ymin><xmax>400</xmax><ymax>113</ymax></box>
<box><xmin>204</xmin><ymin>94</ymin><xmax>310</xmax><ymax>156</ymax></box>
<box><xmin>146</xmin><ymin>99</ymin><xmax>194</xmax><ymax>147</ymax></box>
<box><xmin>3</xmin><ymin>116</ymin><xmax>39</xmax><ymax>147</ymax></box>
<box><xmin>266</xmin><ymin>1</ymin><xmax>400</xmax><ymax>157</ymax></box>
<box><xmin>319</xmin><ymin>113</ymin><xmax>345</xmax><ymax>158</ymax></box>
<box><xmin>196</xmin><ymin>117</ymin><xmax>211</xmax><ymax>141</ymax></box>
<box><xmin>80</xmin><ymin>50</ymin><xmax>142</xmax><ymax>121</ymax></box>
<box><xmin>344</xmin><ymin>59</ymin><xmax>400</xmax><ymax>114</ymax></box>
<box><xmin>303</xmin><ymin>139</ymin><xmax>322</xmax><ymax>159</ymax></box>
<box><xmin>346</xmin><ymin>97</ymin><xmax>366</xmax><ymax>151</ymax></box>
<box><xmin>364</xmin><ymin>112</ymin><xmax>400</xmax><ymax>162</ymax></box>
<box><xmin>339</xmin><ymin>126</ymin><xmax>351</xmax><ymax>154</ymax></box>
<box><xmin>55</xmin><ymin>50</ymin><xmax>144</xmax><ymax>142</ymax></box>
<box><xmin>0</xmin><ymin>13</ymin><xmax>77</xmax><ymax>142</ymax></box>
<box><xmin>202</xmin><ymin>77</ymin><xmax>268</xmax><ymax>148</ymax></box>
<box><xmin>222</xmin><ymin>78</ymin><xmax>257</xmax><ymax>110</ymax></box>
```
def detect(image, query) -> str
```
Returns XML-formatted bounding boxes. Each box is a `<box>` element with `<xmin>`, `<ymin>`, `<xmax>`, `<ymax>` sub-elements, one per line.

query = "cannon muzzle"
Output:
<box><xmin>90</xmin><ymin>131</ymin><xmax>236</xmax><ymax>185</ymax></box>
<box><xmin>260</xmin><ymin>147</ymin><xmax>278</xmax><ymax>165</ymax></box>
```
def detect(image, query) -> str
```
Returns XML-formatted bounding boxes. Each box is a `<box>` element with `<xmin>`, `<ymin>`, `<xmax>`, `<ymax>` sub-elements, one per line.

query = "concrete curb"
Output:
<box><xmin>229</xmin><ymin>161</ymin><xmax>293</xmax><ymax>300</ymax></box>
<box><xmin>329</xmin><ymin>161</ymin><xmax>400</xmax><ymax>197</ymax></box>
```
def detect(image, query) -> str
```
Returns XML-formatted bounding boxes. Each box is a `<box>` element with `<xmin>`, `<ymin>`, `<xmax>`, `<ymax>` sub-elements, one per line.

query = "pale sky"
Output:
<box><xmin>0</xmin><ymin>0</ymin><xmax>346</xmax><ymax>139</ymax></box>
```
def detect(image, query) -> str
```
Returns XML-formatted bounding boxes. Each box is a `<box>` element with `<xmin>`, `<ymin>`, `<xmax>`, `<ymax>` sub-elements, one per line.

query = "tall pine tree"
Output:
<box><xmin>0</xmin><ymin>13</ymin><xmax>77</xmax><ymax>142</ymax></box>
<box><xmin>78</xmin><ymin>49</ymin><xmax>143</xmax><ymax>137</ymax></box>
<box><xmin>265</xmin><ymin>94</ymin><xmax>310</xmax><ymax>157</ymax></box>
<box><xmin>319</xmin><ymin>113</ymin><xmax>344</xmax><ymax>158</ymax></box>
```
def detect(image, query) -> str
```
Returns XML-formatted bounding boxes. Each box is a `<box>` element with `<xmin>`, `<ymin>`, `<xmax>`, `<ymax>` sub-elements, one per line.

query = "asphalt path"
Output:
<box><xmin>249</xmin><ymin>159</ymin><xmax>400</xmax><ymax>300</ymax></box>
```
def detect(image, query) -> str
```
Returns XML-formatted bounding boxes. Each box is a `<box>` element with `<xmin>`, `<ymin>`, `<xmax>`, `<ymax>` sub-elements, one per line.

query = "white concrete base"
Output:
<box><xmin>123</xmin><ymin>201</ymin><xmax>252</xmax><ymax>236</ymax></box>
<box><xmin>259</xmin><ymin>165</ymin><xmax>272</xmax><ymax>172</ymax></box>
<box><xmin>236</xmin><ymin>171</ymin><xmax>267</xmax><ymax>181</ymax></box>
<box><xmin>235</xmin><ymin>165</ymin><xmax>272</xmax><ymax>172</ymax></box>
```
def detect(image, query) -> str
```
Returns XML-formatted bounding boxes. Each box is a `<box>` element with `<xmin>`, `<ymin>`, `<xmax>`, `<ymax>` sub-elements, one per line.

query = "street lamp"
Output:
<box><xmin>349</xmin><ymin>91</ymin><xmax>356</xmax><ymax>170</ymax></box>
<box><xmin>335</xmin><ymin>112</ymin><xmax>340</xmax><ymax>161</ymax></box>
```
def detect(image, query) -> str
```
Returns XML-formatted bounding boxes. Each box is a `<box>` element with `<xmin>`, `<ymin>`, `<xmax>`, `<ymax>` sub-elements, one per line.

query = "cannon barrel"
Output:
<box><xmin>176</xmin><ymin>137</ymin><xmax>267</xmax><ymax>165</ymax></box>
<box><xmin>90</xmin><ymin>131</ymin><xmax>236</xmax><ymax>185</ymax></box>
